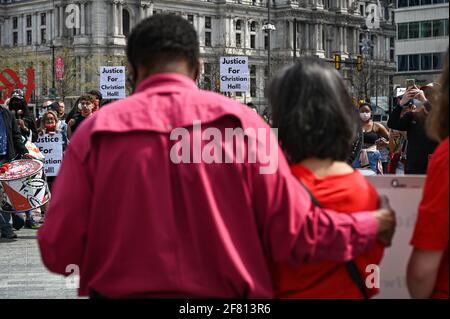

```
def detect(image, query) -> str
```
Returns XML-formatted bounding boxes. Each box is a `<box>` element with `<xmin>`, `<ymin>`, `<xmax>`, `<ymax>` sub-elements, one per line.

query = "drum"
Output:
<box><xmin>0</xmin><ymin>159</ymin><xmax>50</xmax><ymax>212</ymax></box>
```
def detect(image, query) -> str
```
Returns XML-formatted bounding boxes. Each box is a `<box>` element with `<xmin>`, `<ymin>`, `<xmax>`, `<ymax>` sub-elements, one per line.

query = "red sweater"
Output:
<box><xmin>271</xmin><ymin>164</ymin><xmax>384</xmax><ymax>298</ymax></box>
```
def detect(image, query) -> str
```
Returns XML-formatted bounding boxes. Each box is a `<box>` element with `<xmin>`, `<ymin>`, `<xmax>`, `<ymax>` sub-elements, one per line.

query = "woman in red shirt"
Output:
<box><xmin>267</xmin><ymin>57</ymin><xmax>386</xmax><ymax>298</ymax></box>
<box><xmin>407</xmin><ymin>51</ymin><xmax>449</xmax><ymax>299</ymax></box>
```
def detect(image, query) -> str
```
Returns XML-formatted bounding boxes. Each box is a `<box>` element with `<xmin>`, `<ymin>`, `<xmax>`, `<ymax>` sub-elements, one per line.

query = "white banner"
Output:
<box><xmin>35</xmin><ymin>133</ymin><xmax>64</xmax><ymax>177</ymax></box>
<box><xmin>220</xmin><ymin>56</ymin><xmax>249</xmax><ymax>92</ymax></box>
<box><xmin>100</xmin><ymin>66</ymin><xmax>126</xmax><ymax>99</ymax></box>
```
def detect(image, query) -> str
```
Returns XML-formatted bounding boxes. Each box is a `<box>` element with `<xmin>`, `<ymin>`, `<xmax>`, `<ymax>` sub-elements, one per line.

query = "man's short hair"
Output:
<box><xmin>126</xmin><ymin>14</ymin><xmax>200</xmax><ymax>71</ymax></box>
<box><xmin>87</xmin><ymin>90</ymin><xmax>102</xmax><ymax>101</ymax></box>
<box><xmin>79</xmin><ymin>94</ymin><xmax>96</xmax><ymax>104</ymax></box>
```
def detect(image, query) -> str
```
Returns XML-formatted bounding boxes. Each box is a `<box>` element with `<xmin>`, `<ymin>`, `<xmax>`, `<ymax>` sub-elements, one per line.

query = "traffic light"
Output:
<box><xmin>357</xmin><ymin>55</ymin><xmax>363</xmax><ymax>72</ymax></box>
<box><xmin>334</xmin><ymin>54</ymin><xmax>341</xmax><ymax>71</ymax></box>
<box><xmin>48</xmin><ymin>88</ymin><xmax>58</xmax><ymax>99</ymax></box>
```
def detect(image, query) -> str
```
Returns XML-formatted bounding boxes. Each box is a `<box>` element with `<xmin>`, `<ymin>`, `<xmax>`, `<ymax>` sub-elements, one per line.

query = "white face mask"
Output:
<box><xmin>360</xmin><ymin>112</ymin><xmax>371</xmax><ymax>122</ymax></box>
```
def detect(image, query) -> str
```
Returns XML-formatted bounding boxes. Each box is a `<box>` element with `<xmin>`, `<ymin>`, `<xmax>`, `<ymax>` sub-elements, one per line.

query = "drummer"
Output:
<box><xmin>0</xmin><ymin>93</ymin><xmax>33</xmax><ymax>240</ymax></box>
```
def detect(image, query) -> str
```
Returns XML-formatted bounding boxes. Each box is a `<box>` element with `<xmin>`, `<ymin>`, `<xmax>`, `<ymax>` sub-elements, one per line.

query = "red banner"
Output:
<box><xmin>55</xmin><ymin>57</ymin><xmax>64</xmax><ymax>81</ymax></box>
<box><xmin>0</xmin><ymin>68</ymin><xmax>35</xmax><ymax>105</ymax></box>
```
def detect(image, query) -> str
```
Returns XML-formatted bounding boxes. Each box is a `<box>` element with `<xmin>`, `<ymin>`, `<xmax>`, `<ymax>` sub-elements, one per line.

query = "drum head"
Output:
<box><xmin>0</xmin><ymin>160</ymin><xmax>43</xmax><ymax>181</ymax></box>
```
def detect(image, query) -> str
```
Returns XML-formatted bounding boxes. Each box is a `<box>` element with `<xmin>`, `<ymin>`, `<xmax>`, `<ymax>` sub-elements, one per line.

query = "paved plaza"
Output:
<box><xmin>0</xmin><ymin>228</ymin><xmax>80</xmax><ymax>299</ymax></box>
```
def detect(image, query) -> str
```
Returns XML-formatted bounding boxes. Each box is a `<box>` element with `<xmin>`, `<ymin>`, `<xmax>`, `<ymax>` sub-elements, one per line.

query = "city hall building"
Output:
<box><xmin>0</xmin><ymin>0</ymin><xmax>396</xmax><ymax>111</ymax></box>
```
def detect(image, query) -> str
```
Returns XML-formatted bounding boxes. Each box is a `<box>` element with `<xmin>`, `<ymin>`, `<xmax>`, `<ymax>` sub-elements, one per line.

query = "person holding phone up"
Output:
<box><xmin>387</xmin><ymin>83</ymin><xmax>438</xmax><ymax>174</ymax></box>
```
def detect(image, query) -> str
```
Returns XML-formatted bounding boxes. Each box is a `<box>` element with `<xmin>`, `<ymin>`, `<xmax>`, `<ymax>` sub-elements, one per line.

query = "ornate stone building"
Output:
<box><xmin>0</xmin><ymin>0</ymin><xmax>396</xmax><ymax>111</ymax></box>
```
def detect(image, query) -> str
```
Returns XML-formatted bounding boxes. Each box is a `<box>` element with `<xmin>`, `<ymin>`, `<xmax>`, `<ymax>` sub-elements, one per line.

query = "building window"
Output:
<box><xmin>250</xmin><ymin>34</ymin><xmax>256</xmax><ymax>49</ymax></box>
<box><xmin>41</xmin><ymin>13</ymin><xmax>46</xmax><ymax>26</ymax></box>
<box><xmin>408</xmin><ymin>22</ymin><xmax>420</xmax><ymax>39</ymax></box>
<box><xmin>12</xmin><ymin>31</ymin><xmax>18</xmax><ymax>46</ymax></box>
<box><xmin>123</xmin><ymin>9</ymin><xmax>130</xmax><ymax>37</ymax></box>
<box><xmin>433</xmin><ymin>19</ymin><xmax>445</xmax><ymax>37</ymax></box>
<box><xmin>205</xmin><ymin>31</ymin><xmax>211</xmax><ymax>47</ymax></box>
<box><xmin>236</xmin><ymin>33</ymin><xmax>241</xmax><ymax>47</ymax></box>
<box><xmin>264</xmin><ymin>34</ymin><xmax>268</xmax><ymax>50</ymax></box>
<box><xmin>420</xmin><ymin>21</ymin><xmax>432</xmax><ymax>37</ymax></box>
<box><xmin>12</xmin><ymin>17</ymin><xmax>18</xmax><ymax>29</ymax></box>
<box><xmin>421</xmin><ymin>54</ymin><xmax>432</xmax><ymax>70</ymax></box>
<box><xmin>421</xmin><ymin>0</ymin><xmax>432</xmax><ymax>4</ymax></box>
<box><xmin>398</xmin><ymin>0</ymin><xmax>408</xmax><ymax>7</ymax></box>
<box><xmin>250</xmin><ymin>65</ymin><xmax>257</xmax><ymax>98</ymax></box>
<box><xmin>236</xmin><ymin>20</ymin><xmax>242</xmax><ymax>31</ymax></box>
<box><xmin>187</xmin><ymin>15</ymin><xmax>194</xmax><ymax>24</ymax></box>
<box><xmin>250</xmin><ymin>78</ymin><xmax>257</xmax><ymax>97</ymax></box>
<box><xmin>409</xmin><ymin>55</ymin><xmax>420</xmax><ymax>71</ymax></box>
<box><xmin>398</xmin><ymin>23</ymin><xmax>408</xmax><ymax>40</ymax></box>
<box><xmin>250</xmin><ymin>21</ymin><xmax>257</xmax><ymax>32</ymax></box>
<box><xmin>26</xmin><ymin>15</ymin><xmax>32</xmax><ymax>28</ymax></box>
<box><xmin>41</xmin><ymin>28</ymin><xmax>47</xmax><ymax>44</ymax></box>
<box><xmin>205</xmin><ymin>16</ymin><xmax>211</xmax><ymax>29</ymax></box>
<box><xmin>27</xmin><ymin>30</ymin><xmax>32</xmax><ymax>45</ymax></box>
<box><xmin>433</xmin><ymin>52</ymin><xmax>444</xmax><ymax>70</ymax></box>
<box><xmin>398</xmin><ymin>55</ymin><xmax>408</xmax><ymax>72</ymax></box>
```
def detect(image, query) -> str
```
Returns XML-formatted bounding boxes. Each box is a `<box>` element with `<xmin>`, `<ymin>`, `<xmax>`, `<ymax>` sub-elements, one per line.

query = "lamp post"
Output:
<box><xmin>262</xmin><ymin>1</ymin><xmax>276</xmax><ymax>80</ymax></box>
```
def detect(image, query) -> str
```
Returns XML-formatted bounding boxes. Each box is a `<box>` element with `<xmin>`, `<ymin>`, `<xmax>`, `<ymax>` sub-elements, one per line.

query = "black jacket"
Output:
<box><xmin>0</xmin><ymin>107</ymin><xmax>29</xmax><ymax>161</ymax></box>
<box><xmin>387</xmin><ymin>106</ymin><xmax>438</xmax><ymax>174</ymax></box>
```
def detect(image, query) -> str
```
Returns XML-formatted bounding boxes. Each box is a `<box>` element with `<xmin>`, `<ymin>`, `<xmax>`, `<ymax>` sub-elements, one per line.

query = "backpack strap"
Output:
<box><xmin>296</xmin><ymin>176</ymin><xmax>370</xmax><ymax>299</ymax></box>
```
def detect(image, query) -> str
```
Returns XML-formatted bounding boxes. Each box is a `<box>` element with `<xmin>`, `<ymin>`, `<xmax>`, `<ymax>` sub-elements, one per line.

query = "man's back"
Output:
<box><xmin>39</xmin><ymin>74</ymin><xmax>279</xmax><ymax>297</ymax></box>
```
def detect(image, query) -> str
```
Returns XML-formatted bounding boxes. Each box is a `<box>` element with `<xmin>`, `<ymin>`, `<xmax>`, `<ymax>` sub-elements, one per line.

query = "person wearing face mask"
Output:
<box><xmin>66</xmin><ymin>94</ymin><xmax>95</xmax><ymax>140</ymax></box>
<box><xmin>7</xmin><ymin>89</ymin><xmax>38</xmax><ymax>143</ymax></box>
<box><xmin>352</xmin><ymin>103</ymin><xmax>389</xmax><ymax>175</ymax></box>
<box><xmin>38</xmin><ymin>109</ymin><xmax>68</xmax><ymax>151</ymax></box>
<box><xmin>387</xmin><ymin>85</ymin><xmax>438</xmax><ymax>174</ymax></box>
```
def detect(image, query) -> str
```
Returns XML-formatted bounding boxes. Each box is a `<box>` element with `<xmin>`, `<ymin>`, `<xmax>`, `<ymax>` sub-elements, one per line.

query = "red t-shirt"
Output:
<box><xmin>410</xmin><ymin>138</ymin><xmax>449</xmax><ymax>299</ymax></box>
<box><xmin>271</xmin><ymin>164</ymin><xmax>384</xmax><ymax>298</ymax></box>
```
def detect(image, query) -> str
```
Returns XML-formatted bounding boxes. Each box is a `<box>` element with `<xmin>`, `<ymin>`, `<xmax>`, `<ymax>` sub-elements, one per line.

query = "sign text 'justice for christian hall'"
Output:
<box><xmin>220</xmin><ymin>57</ymin><xmax>249</xmax><ymax>93</ymax></box>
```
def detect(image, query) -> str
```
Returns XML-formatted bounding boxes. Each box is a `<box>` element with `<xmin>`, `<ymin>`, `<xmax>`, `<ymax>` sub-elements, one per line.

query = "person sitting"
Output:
<box><xmin>268</xmin><ymin>58</ymin><xmax>386</xmax><ymax>299</ymax></box>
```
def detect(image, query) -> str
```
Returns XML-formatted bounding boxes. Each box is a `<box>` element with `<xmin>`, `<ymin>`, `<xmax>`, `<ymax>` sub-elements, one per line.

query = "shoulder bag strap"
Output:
<box><xmin>296</xmin><ymin>176</ymin><xmax>370</xmax><ymax>299</ymax></box>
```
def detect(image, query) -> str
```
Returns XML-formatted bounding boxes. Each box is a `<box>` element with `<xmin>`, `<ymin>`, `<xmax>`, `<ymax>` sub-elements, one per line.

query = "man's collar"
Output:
<box><xmin>135</xmin><ymin>73</ymin><xmax>198</xmax><ymax>94</ymax></box>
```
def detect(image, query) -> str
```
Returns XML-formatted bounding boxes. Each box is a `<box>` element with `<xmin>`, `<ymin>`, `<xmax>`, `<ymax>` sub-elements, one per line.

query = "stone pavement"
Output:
<box><xmin>0</xmin><ymin>228</ymin><xmax>80</xmax><ymax>299</ymax></box>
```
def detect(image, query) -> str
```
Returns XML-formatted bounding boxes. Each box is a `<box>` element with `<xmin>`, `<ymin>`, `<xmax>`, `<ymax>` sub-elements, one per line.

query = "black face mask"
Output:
<box><xmin>9</xmin><ymin>102</ymin><xmax>20</xmax><ymax>111</ymax></box>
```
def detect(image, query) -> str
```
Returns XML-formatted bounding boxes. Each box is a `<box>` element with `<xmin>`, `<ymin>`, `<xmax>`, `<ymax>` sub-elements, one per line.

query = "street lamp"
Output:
<box><xmin>262</xmin><ymin>0</ymin><xmax>276</xmax><ymax>80</ymax></box>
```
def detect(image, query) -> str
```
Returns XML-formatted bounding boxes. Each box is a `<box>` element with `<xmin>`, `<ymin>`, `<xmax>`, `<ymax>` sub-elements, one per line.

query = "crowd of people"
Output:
<box><xmin>0</xmin><ymin>89</ymin><xmax>105</xmax><ymax>239</ymax></box>
<box><xmin>0</xmin><ymin>14</ymin><xmax>447</xmax><ymax>299</ymax></box>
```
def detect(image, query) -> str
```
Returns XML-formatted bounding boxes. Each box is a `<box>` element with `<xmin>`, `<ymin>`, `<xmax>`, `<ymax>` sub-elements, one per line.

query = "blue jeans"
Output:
<box><xmin>352</xmin><ymin>150</ymin><xmax>382</xmax><ymax>174</ymax></box>
<box><xmin>0</xmin><ymin>211</ymin><xmax>12</xmax><ymax>235</ymax></box>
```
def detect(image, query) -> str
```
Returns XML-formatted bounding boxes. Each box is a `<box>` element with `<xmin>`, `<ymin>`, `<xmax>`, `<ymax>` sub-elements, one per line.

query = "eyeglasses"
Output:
<box><xmin>78</xmin><ymin>102</ymin><xmax>93</xmax><ymax>108</ymax></box>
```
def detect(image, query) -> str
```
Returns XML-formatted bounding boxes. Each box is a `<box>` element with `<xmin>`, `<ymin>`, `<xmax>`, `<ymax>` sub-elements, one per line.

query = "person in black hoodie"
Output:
<box><xmin>387</xmin><ymin>86</ymin><xmax>438</xmax><ymax>174</ymax></box>
<box><xmin>5</xmin><ymin>89</ymin><xmax>40</xmax><ymax>231</ymax></box>
<box><xmin>7</xmin><ymin>89</ymin><xmax>38</xmax><ymax>143</ymax></box>
<box><xmin>0</xmin><ymin>94</ymin><xmax>32</xmax><ymax>239</ymax></box>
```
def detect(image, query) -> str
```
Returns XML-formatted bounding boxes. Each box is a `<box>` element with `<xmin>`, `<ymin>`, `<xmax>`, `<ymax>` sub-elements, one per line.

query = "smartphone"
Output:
<box><xmin>406</xmin><ymin>79</ymin><xmax>415</xmax><ymax>89</ymax></box>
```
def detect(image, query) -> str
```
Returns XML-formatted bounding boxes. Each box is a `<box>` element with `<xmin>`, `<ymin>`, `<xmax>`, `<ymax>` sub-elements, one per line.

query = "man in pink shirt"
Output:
<box><xmin>38</xmin><ymin>15</ymin><xmax>396</xmax><ymax>298</ymax></box>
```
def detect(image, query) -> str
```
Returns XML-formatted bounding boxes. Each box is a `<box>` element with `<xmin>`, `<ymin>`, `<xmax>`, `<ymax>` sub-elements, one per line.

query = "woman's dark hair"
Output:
<box><xmin>269</xmin><ymin>57</ymin><xmax>360</xmax><ymax>164</ymax></box>
<box><xmin>359</xmin><ymin>102</ymin><xmax>373</xmax><ymax>111</ymax></box>
<box><xmin>126</xmin><ymin>14</ymin><xmax>200</xmax><ymax>72</ymax></box>
<box><xmin>427</xmin><ymin>49</ymin><xmax>449</xmax><ymax>141</ymax></box>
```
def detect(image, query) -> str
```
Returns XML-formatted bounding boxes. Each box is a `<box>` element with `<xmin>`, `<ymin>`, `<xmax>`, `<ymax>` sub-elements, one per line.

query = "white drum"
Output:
<box><xmin>0</xmin><ymin>159</ymin><xmax>50</xmax><ymax>212</ymax></box>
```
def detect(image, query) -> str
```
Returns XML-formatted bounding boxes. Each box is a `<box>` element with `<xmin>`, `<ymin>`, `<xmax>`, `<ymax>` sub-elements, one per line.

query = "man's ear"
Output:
<box><xmin>193</xmin><ymin>59</ymin><xmax>202</xmax><ymax>82</ymax></box>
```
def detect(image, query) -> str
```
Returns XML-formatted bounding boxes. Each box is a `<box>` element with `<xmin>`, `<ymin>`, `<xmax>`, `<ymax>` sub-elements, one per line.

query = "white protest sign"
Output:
<box><xmin>35</xmin><ymin>133</ymin><xmax>64</xmax><ymax>177</ymax></box>
<box><xmin>220</xmin><ymin>56</ymin><xmax>249</xmax><ymax>92</ymax></box>
<box><xmin>100</xmin><ymin>66</ymin><xmax>126</xmax><ymax>99</ymax></box>
<box><xmin>367</xmin><ymin>175</ymin><xmax>426</xmax><ymax>299</ymax></box>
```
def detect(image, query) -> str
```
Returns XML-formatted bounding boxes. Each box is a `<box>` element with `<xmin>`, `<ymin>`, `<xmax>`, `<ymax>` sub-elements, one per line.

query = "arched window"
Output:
<box><xmin>123</xmin><ymin>9</ymin><xmax>130</xmax><ymax>37</ymax></box>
